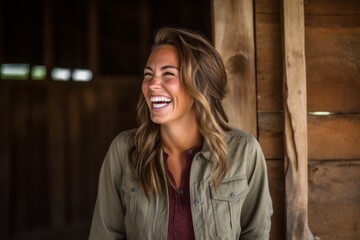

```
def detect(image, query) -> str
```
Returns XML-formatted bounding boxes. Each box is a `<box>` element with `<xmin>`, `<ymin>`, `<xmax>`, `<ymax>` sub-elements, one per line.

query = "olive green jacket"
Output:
<box><xmin>89</xmin><ymin>128</ymin><xmax>272</xmax><ymax>240</ymax></box>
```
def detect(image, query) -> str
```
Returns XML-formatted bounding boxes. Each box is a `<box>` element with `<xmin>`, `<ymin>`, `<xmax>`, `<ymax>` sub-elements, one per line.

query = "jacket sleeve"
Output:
<box><xmin>240</xmin><ymin>136</ymin><xmax>273</xmax><ymax>240</ymax></box>
<box><xmin>89</xmin><ymin>137</ymin><xmax>127</xmax><ymax>240</ymax></box>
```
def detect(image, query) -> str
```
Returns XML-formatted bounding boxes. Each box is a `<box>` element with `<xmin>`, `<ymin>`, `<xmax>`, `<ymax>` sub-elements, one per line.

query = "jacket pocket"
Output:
<box><xmin>121</xmin><ymin>175</ymin><xmax>150</xmax><ymax>230</ymax></box>
<box><xmin>210</xmin><ymin>175</ymin><xmax>248</xmax><ymax>237</ymax></box>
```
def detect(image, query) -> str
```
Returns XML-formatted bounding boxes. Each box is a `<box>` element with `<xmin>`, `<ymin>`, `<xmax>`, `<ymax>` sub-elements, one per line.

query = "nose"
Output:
<box><xmin>148</xmin><ymin>76</ymin><xmax>162</xmax><ymax>90</ymax></box>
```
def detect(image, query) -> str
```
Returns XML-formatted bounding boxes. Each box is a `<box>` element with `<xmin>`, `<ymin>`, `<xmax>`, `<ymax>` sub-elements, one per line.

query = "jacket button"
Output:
<box><xmin>194</xmin><ymin>199</ymin><xmax>201</xmax><ymax>206</ymax></box>
<box><xmin>130</xmin><ymin>187</ymin><xmax>136</xmax><ymax>193</ymax></box>
<box><xmin>231</xmin><ymin>192</ymin><xmax>237</xmax><ymax>199</ymax></box>
<box><xmin>196</xmin><ymin>155</ymin><xmax>201</xmax><ymax>160</ymax></box>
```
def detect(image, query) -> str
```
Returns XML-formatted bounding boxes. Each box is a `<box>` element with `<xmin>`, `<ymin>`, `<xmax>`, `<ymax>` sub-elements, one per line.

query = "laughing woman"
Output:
<box><xmin>89</xmin><ymin>27</ymin><xmax>272</xmax><ymax>240</ymax></box>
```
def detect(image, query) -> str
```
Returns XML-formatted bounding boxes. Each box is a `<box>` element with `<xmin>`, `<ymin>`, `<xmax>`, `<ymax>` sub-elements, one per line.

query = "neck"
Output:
<box><xmin>160</xmin><ymin>115</ymin><xmax>202</xmax><ymax>155</ymax></box>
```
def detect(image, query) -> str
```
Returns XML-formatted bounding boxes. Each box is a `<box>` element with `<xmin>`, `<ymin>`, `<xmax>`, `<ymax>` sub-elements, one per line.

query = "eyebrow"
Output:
<box><xmin>144</xmin><ymin>65</ymin><xmax>179</xmax><ymax>71</ymax></box>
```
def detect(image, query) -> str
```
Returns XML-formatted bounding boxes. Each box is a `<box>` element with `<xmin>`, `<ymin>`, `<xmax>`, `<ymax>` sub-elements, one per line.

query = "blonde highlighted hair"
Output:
<box><xmin>134</xmin><ymin>27</ymin><xmax>230</xmax><ymax>197</ymax></box>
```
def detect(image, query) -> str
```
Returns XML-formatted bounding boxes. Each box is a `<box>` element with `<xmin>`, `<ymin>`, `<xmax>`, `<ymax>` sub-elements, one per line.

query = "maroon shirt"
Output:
<box><xmin>164</xmin><ymin>146</ymin><xmax>202</xmax><ymax>240</ymax></box>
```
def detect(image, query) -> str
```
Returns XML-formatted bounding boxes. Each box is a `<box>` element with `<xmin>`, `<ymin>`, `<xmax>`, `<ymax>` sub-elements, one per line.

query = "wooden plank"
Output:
<box><xmin>305</xmin><ymin>16</ymin><xmax>360</xmax><ymax>113</ymax></box>
<box><xmin>256</xmin><ymin>0</ymin><xmax>280</xmax><ymax>14</ymax></box>
<box><xmin>212</xmin><ymin>0</ymin><xmax>257</xmax><ymax>136</ymax></box>
<box><xmin>308</xmin><ymin>114</ymin><xmax>360</xmax><ymax>160</ymax></box>
<box><xmin>255</xmin><ymin>13</ymin><xmax>283</xmax><ymax>112</ymax></box>
<box><xmin>267</xmin><ymin>160</ymin><xmax>285</xmax><ymax>240</ymax></box>
<box><xmin>304</xmin><ymin>0</ymin><xmax>360</xmax><ymax>15</ymax></box>
<box><xmin>282</xmin><ymin>0</ymin><xmax>314</xmax><ymax>239</ymax></box>
<box><xmin>258</xmin><ymin>112</ymin><xmax>283</xmax><ymax>159</ymax></box>
<box><xmin>47</xmin><ymin>86</ymin><xmax>66</xmax><ymax>227</ymax></box>
<box><xmin>259</xmin><ymin>113</ymin><xmax>360</xmax><ymax>160</ymax></box>
<box><xmin>308</xmin><ymin>160</ymin><xmax>360</xmax><ymax>240</ymax></box>
<box><xmin>0</xmin><ymin>85</ymin><xmax>10</xmax><ymax>239</ymax></box>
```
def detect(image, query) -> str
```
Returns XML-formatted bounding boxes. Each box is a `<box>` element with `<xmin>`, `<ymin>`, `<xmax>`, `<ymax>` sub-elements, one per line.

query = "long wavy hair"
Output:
<box><xmin>134</xmin><ymin>27</ymin><xmax>230</xmax><ymax>197</ymax></box>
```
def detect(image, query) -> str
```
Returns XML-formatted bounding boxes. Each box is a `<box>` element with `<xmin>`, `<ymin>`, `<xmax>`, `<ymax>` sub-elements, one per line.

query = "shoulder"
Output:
<box><xmin>102</xmin><ymin>129</ymin><xmax>138</xmax><ymax>176</ymax></box>
<box><xmin>110</xmin><ymin>128</ymin><xmax>137</xmax><ymax>151</ymax></box>
<box><xmin>224</xmin><ymin>128</ymin><xmax>264</xmax><ymax>174</ymax></box>
<box><xmin>225</xmin><ymin>128</ymin><xmax>259</xmax><ymax>148</ymax></box>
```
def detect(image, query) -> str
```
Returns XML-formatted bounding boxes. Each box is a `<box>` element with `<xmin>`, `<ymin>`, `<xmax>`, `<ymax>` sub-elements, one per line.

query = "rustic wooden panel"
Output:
<box><xmin>259</xmin><ymin>113</ymin><xmax>360</xmax><ymax>160</ymax></box>
<box><xmin>304</xmin><ymin>0</ymin><xmax>360</xmax><ymax>15</ymax></box>
<box><xmin>305</xmin><ymin>17</ymin><xmax>360</xmax><ymax>113</ymax></box>
<box><xmin>255</xmin><ymin>0</ymin><xmax>280</xmax><ymax>14</ymax></box>
<box><xmin>308</xmin><ymin>114</ymin><xmax>360</xmax><ymax>160</ymax></box>
<box><xmin>212</xmin><ymin>0</ymin><xmax>257</xmax><ymax>136</ymax></box>
<box><xmin>255</xmin><ymin>13</ymin><xmax>282</xmax><ymax>112</ymax></box>
<box><xmin>309</xmin><ymin>160</ymin><xmax>360</xmax><ymax>240</ymax></box>
<box><xmin>267</xmin><ymin>160</ymin><xmax>285</xmax><ymax>240</ymax></box>
<box><xmin>258</xmin><ymin>112</ymin><xmax>283</xmax><ymax>159</ymax></box>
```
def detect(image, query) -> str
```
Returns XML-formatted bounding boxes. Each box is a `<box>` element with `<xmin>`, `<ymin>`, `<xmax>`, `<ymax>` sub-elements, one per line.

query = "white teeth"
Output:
<box><xmin>150</xmin><ymin>96</ymin><xmax>172</xmax><ymax>103</ymax></box>
<box><xmin>153</xmin><ymin>103</ymin><xmax>168</xmax><ymax>109</ymax></box>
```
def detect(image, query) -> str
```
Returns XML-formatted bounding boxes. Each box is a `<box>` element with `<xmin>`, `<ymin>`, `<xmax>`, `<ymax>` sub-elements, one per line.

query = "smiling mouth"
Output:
<box><xmin>151</xmin><ymin>96</ymin><xmax>172</xmax><ymax>109</ymax></box>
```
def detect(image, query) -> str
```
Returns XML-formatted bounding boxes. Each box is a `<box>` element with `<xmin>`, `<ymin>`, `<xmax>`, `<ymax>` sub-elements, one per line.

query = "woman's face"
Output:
<box><xmin>142</xmin><ymin>44</ymin><xmax>194</xmax><ymax>126</ymax></box>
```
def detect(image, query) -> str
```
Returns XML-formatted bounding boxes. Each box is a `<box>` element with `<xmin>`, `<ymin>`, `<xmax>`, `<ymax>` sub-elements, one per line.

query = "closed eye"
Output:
<box><xmin>163</xmin><ymin>72</ymin><xmax>175</xmax><ymax>76</ymax></box>
<box><xmin>144</xmin><ymin>72</ymin><xmax>153</xmax><ymax>78</ymax></box>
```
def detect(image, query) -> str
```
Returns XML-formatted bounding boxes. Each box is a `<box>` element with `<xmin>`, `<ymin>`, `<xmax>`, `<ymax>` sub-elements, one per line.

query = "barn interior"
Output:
<box><xmin>0</xmin><ymin>0</ymin><xmax>359</xmax><ymax>239</ymax></box>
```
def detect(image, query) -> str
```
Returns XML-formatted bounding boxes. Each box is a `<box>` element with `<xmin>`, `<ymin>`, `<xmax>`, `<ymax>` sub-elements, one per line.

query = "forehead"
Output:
<box><xmin>146</xmin><ymin>44</ymin><xmax>179</xmax><ymax>66</ymax></box>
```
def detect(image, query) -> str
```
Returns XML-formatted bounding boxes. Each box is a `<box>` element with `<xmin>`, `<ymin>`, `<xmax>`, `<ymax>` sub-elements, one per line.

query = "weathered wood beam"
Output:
<box><xmin>281</xmin><ymin>0</ymin><xmax>315</xmax><ymax>239</ymax></box>
<box><xmin>212</xmin><ymin>0</ymin><xmax>257</xmax><ymax>136</ymax></box>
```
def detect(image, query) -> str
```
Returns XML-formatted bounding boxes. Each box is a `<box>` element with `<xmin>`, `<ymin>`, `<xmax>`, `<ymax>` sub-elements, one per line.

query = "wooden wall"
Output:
<box><xmin>1</xmin><ymin>0</ymin><xmax>359</xmax><ymax>239</ymax></box>
<box><xmin>305</xmin><ymin>1</ymin><xmax>360</xmax><ymax>239</ymax></box>
<box><xmin>215</xmin><ymin>0</ymin><xmax>360</xmax><ymax>239</ymax></box>
<box><xmin>256</xmin><ymin>0</ymin><xmax>360</xmax><ymax>239</ymax></box>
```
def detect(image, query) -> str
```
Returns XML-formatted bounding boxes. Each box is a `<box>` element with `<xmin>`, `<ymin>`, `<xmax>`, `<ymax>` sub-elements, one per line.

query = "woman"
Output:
<box><xmin>89</xmin><ymin>27</ymin><xmax>272</xmax><ymax>240</ymax></box>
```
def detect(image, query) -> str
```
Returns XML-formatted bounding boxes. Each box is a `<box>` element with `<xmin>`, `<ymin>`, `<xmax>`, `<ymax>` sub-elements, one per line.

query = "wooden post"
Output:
<box><xmin>281</xmin><ymin>0</ymin><xmax>314</xmax><ymax>239</ymax></box>
<box><xmin>212</xmin><ymin>0</ymin><xmax>257</xmax><ymax>136</ymax></box>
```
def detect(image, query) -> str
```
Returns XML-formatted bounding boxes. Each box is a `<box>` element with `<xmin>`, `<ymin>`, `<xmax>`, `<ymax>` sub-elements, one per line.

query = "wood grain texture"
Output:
<box><xmin>255</xmin><ymin>13</ymin><xmax>283</xmax><ymax>112</ymax></box>
<box><xmin>308</xmin><ymin>114</ymin><xmax>360</xmax><ymax>160</ymax></box>
<box><xmin>308</xmin><ymin>160</ymin><xmax>360</xmax><ymax>240</ymax></box>
<box><xmin>267</xmin><ymin>160</ymin><xmax>285</xmax><ymax>240</ymax></box>
<box><xmin>304</xmin><ymin>0</ymin><xmax>360</xmax><ymax>15</ymax></box>
<box><xmin>305</xmin><ymin>16</ymin><xmax>360</xmax><ymax>113</ymax></box>
<box><xmin>259</xmin><ymin>113</ymin><xmax>360</xmax><ymax>160</ymax></box>
<box><xmin>258</xmin><ymin>112</ymin><xmax>283</xmax><ymax>159</ymax></box>
<box><xmin>282</xmin><ymin>0</ymin><xmax>314</xmax><ymax>239</ymax></box>
<box><xmin>212</xmin><ymin>0</ymin><xmax>257</xmax><ymax>136</ymax></box>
